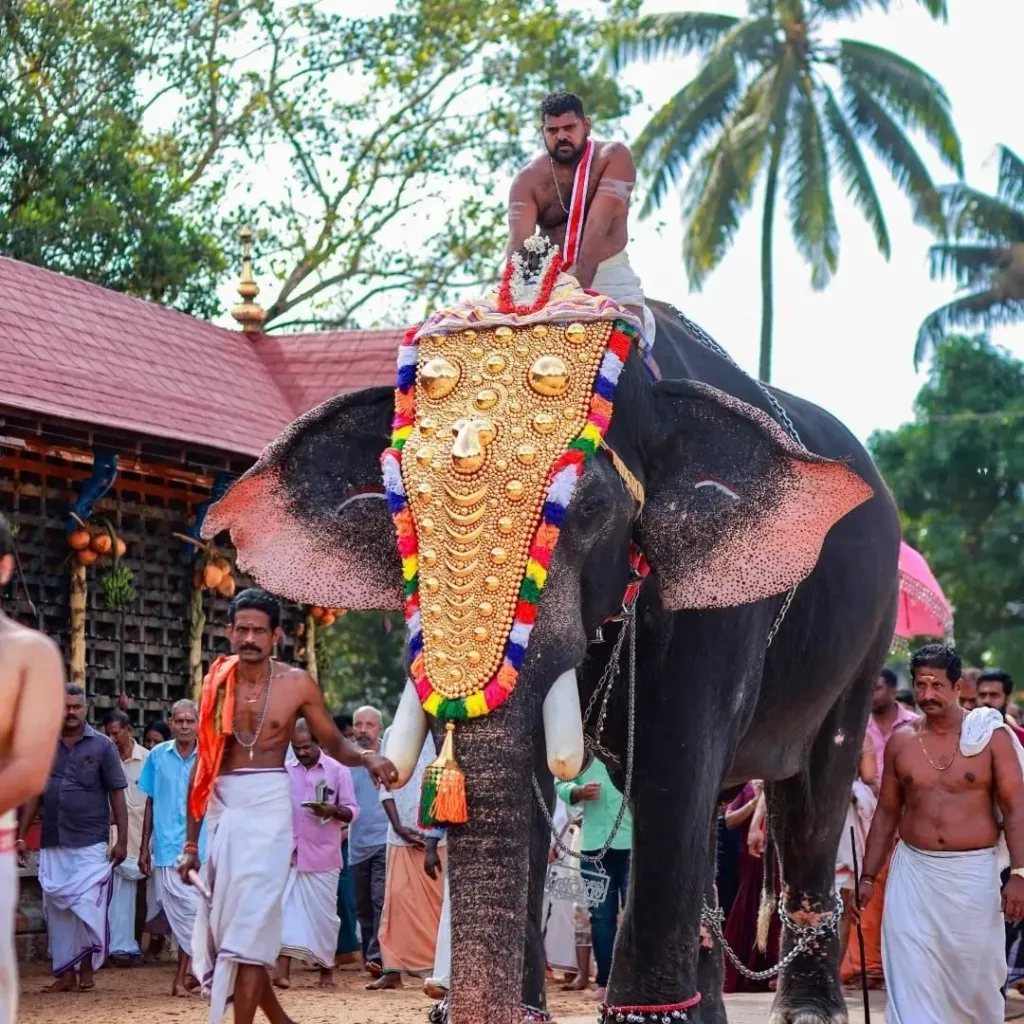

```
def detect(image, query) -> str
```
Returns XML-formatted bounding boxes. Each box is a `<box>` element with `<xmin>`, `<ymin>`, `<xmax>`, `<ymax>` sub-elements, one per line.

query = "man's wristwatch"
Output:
<box><xmin>1010</xmin><ymin>867</ymin><xmax>1024</xmax><ymax>880</ymax></box>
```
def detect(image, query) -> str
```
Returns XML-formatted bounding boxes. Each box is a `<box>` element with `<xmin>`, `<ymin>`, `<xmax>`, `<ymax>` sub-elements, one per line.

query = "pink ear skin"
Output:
<box><xmin>640</xmin><ymin>380</ymin><xmax>874</xmax><ymax>611</ymax></box>
<box><xmin>202</xmin><ymin>388</ymin><xmax>402</xmax><ymax>610</ymax></box>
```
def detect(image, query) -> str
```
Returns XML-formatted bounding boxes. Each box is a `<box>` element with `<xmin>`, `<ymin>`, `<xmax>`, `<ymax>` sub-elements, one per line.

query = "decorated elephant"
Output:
<box><xmin>204</xmin><ymin>255</ymin><xmax>899</xmax><ymax>1024</ymax></box>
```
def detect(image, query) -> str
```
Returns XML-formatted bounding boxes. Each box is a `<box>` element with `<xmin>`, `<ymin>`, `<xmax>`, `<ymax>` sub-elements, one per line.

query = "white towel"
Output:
<box><xmin>279</xmin><ymin>867</ymin><xmax>340</xmax><ymax>969</ymax></box>
<box><xmin>1</xmin><ymin>810</ymin><xmax>17</xmax><ymax>1024</ymax></box>
<box><xmin>191</xmin><ymin>770</ymin><xmax>293</xmax><ymax>1023</ymax></box>
<box><xmin>153</xmin><ymin>865</ymin><xmax>201</xmax><ymax>955</ymax></box>
<box><xmin>109</xmin><ymin>857</ymin><xmax>145</xmax><ymax>955</ymax></box>
<box><xmin>883</xmin><ymin>841</ymin><xmax>1005</xmax><ymax>1023</ymax></box>
<box><xmin>38</xmin><ymin>843</ymin><xmax>112</xmax><ymax>976</ymax></box>
<box><xmin>961</xmin><ymin>706</ymin><xmax>1024</xmax><ymax>870</ymax></box>
<box><xmin>591</xmin><ymin>250</ymin><xmax>656</xmax><ymax>350</ymax></box>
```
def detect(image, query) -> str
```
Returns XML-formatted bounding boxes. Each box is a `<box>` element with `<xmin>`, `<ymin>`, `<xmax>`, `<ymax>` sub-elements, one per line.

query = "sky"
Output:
<box><xmin>610</xmin><ymin>0</ymin><xmax>1024</xmax><ymax>442</ymax></box>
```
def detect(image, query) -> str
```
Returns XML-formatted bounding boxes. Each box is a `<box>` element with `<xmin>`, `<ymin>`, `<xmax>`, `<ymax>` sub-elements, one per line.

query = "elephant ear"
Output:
<box><xmin>639</xmin><ymin>379</ymin><xmax>873</xmax><ymax>609</ymax></box>
<box><xmin>202</xmin><ymin>386</ymin><xmax>402</xmax><ymax>610</ymax></box>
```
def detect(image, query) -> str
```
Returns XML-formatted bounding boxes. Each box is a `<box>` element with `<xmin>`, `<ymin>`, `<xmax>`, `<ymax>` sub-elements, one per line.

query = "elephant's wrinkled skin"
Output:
<box><xmin>204</xmin><ymin>302</ymin><xmax>899</xmax><ymax>1024</ymax></box>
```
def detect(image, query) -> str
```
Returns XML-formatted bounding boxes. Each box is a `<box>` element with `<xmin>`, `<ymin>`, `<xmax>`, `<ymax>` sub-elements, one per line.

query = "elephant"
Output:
<box><xmin>203</xmin><ymin>299</ymin><xmax>900</xmax><ymax>1024</ymax></box>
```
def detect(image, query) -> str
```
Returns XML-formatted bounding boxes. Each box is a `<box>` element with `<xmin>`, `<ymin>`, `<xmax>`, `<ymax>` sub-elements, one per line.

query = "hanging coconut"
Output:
<box><xmin>77</xmin><ymin>548</ymin><xmax>99</xmax><ymax>566</ymax></box>
<box><xmin>90</xmin><ymin>533</ymin><xmax>112</xmax><ymax>555</ymax></box>
<box><xmin>202</xmin><ymin>564</ymin><xmax>224</xmax><ymax>589</ymax></box>
<box><xmin>216</xmin><ymin>574</ymin><xmax>236</xmax><ymax>599</ymax></box>
<box><xmin>68</xmin><ymin>529</ymin><xmax>91</xmax><ymax>551</ymax></box>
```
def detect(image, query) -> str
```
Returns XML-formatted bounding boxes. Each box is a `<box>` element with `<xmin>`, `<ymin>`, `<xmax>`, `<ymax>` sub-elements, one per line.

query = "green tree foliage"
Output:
<box><xmin>612</xmin><ymin>0</ymin><xmax>960</xmax><ymax>382</ymax></box>
<box><xmin>316</xmin><ymin>611</ymin><xmax>406</xmax><ymax>719</ymax></box>
<box><xmin>917</xmin><ymin>145</ymin><xmax>1024</xmax><ymax>367</ymax></box>
<box><xmin>0</xmin><ymin>1</ymin><xmax>226</xmax><ymax>315</ymax></box>
<box><xmin>870</xmin><ymin>335</ymin><xmax>1024</xmax><ymax>680</ymax></box>
<box><xmin>1</xmin><ymin>0</ymin><xmax>635</xmax><ymax>327</ymax></box>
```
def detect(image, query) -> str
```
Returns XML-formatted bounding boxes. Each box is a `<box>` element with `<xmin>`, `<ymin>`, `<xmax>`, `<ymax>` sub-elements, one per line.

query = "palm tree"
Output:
<box><xmin>917</xmin><ymin>145</ymin><xmax>1024</xmax><ymax>367</ymax></box>
<box><xmin>614</xmin><ymin>0</ymin><xmax>961</xmax><ymax>382</ymax></box>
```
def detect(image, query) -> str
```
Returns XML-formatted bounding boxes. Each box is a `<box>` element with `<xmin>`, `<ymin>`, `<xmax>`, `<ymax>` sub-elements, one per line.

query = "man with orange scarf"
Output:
<box><xmin>177</xmin><ymin>588</ymin><xmax>397</xmax><ymax>1024</ymax></box>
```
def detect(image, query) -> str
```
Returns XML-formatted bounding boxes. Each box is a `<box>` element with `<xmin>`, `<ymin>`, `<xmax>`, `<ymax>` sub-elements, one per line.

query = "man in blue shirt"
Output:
<box><xmin>138</xmin><ymin>698</ymin><xmax>206</xmax><ymax>996</ymax></box>
<box><xmin>348</xmin><ymin>705</ymin><xmax>391</xmax><ymax>978</ymax></box>
<box><xmin>17</xmin><ymin>685</ymin><xmax>128</xmax><ymax>992</ymax></box>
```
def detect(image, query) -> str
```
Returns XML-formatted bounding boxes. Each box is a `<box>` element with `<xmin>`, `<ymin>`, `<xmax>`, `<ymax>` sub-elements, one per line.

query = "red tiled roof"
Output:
<box><xmin>0</xmin><ymin>257</ymin><xmax>405</xmax><ymax>458</ymax></box>
<box><xmin>257</xmin><ymin>328</ymin><xmax>403</xmax><ymax>417</ymax></box>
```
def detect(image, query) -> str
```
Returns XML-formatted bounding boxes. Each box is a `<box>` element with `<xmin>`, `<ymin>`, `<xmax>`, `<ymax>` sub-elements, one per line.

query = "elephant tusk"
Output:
<box><xmin>385</xmin><ymin>680</ymin><xmax>430</xmax><ymax>788</ymax></box>
<box><xmin>543</xmin><ymin>669</ymin><xmax>585</xmax><ymax>781</ymax></box>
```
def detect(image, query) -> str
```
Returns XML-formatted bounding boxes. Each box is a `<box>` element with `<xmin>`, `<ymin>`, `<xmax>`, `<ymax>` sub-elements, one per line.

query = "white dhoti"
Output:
<box><xmin>192</xmin><ymin>770</ymin><xmax>292</xmax><ymax>1023</ymax></box>
<box><xmin>279</xmin><ymin>866</ymin><xmax>340</xmax><ymax>969</ymax></box>
<box><xmin>883</xmin><ymin>841</ymin><xmax>1004</xmax><ymax>1023</ymax></box>
<box><xmin>1</xmin><ymin>811</ymin><xmax>18</xmax><ymax>1024</ymax></box>
<box><xmin>591</xmin><ymin>250</ymin><xmax>655</xmax><ymax>351</ymax></box>
<box><xmin>109</xmin><ymin>857</ymin><xmax>145</xmax><ymax>955</ymax></box>
<box><xmin>543</xmin><ymin>804</ymin><xmax>580</xmax><ymax>973</ymax></box>
<box><xmin>153</xmin><ymin>866</ymin><xmax>201</xmax><ymax>955</ymax></box>
<box><xmin>431</xmin><ymin>872</ymin><xmax>451</xmax><ymax>988</ymax></box>
<box><xmin>38</xmin><ymin>843</ymin><xmax>112</xmax><ymax>976</ymax></box>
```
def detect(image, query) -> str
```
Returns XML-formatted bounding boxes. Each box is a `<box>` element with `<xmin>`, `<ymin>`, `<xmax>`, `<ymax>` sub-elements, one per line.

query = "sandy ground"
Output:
<box><xmin>16</xmin><ymin>961</ymin><xmax>1024</xmax><ymax>1023</ymax></box>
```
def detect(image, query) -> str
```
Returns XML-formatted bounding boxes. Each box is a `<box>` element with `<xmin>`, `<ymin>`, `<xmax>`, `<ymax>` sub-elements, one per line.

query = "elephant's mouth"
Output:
<box><xmin>385</xmin><ymin>667</ymin><xmax>585</xmax><ymax>788</ymax></box>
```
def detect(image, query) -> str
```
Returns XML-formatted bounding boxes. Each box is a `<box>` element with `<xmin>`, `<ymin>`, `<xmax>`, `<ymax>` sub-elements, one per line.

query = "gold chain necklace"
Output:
<box><xmin>917</xmin><ymin>714</ymin><xmax>963</xmax><ymax>771</ymax></box>
<box><xmin>550</xmin><ymin>157</ymin><xmax>570</xmax><ymax>214</ymax></box>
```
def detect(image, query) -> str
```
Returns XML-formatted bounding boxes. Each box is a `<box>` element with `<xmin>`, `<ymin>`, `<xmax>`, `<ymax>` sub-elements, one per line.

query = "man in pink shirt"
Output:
<box><xmin>275</xmin><ymin>719</ymin><xmax>359</xmax><ymax>989</ymax></box>
<box><xmin>843</xmin><ymin>668</ymin><xmax>918</xmax><ymax>989</ymax></box>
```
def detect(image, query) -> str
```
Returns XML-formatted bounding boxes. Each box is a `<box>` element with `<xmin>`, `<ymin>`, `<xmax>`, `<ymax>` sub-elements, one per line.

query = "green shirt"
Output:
<box><xmin>554</xmin><ymin>758</ymin><xmax>632</xmax><ymax>852</ymax></box>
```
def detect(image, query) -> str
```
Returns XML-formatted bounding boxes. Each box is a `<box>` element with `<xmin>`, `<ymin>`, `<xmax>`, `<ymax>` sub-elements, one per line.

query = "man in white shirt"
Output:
<box><xmin>102</xmin><ymin>710</ymin><xmax>149</xmax><ymax>966</ymax></box>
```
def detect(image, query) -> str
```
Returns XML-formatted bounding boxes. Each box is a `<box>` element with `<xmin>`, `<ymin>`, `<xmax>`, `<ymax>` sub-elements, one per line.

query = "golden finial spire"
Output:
<box><xmin>230</xmin><ymin>225</ymin><xmax>266</xmax><ymax>335</ymax></box>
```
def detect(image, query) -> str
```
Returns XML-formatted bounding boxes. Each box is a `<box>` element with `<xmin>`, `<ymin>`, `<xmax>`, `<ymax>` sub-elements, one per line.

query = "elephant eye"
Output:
<box><xmin>694</xmin><ymin>479</ymin><xmax>740</xmax><ymax>501</ymax></box>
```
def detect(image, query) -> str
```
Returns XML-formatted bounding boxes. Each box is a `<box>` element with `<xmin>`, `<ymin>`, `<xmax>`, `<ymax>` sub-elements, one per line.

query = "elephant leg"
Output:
<box><xmin>767</xmin><ymin>674</ymin><xmax>873</xmax><ymax>1024</ymax></box>
<box><xmin>521</xmin><ymin>767</ymin><xmax>554</xmax><ymax>1021</ymax></box>
<box><xmin>695</xmin><ymin>819</ymin><xmax>727</xmax><ymax>1024</ymax></box>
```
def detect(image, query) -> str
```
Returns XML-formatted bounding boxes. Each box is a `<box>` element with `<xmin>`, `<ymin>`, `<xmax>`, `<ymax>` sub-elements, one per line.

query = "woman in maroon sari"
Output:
<box><xmin>722</xmin><ymin>780</ymin><xmax>781</xmax><ymax>993</ymax></box>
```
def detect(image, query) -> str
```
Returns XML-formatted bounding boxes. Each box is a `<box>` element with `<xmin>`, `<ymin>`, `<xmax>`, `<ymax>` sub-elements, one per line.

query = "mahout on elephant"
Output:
<box><xmin>204</xmin><ymin>262</ymin><xmax>900</xmax><ymax>1024</ymax></box>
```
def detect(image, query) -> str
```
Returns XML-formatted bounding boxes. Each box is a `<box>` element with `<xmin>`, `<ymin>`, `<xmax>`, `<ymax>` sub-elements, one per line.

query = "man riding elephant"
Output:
<box><xmin>203</xmin><ymin>249</ymin><xmax>900</xmax><ymax>1024</ymax></box>
<box><xmin>508</xmin><ymin>90</ymin><xmax>656</xmax><ymax>348</ymax></box>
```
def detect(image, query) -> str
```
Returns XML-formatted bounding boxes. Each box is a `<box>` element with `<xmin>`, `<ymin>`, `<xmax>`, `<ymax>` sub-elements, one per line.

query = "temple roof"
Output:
<box><xmin>0</xmin><ymin>256</ymin><xmax>404</xmax><ymax>458</ymax></box>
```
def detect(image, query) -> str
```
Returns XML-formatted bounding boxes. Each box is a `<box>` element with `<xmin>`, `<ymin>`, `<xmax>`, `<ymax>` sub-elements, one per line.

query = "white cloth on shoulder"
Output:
<box><xmin>109</xmin><ymin>857</ymin><xmax>145</xmax><ymax>955</ymax></box>
<box><xmin>591</xmin><ymin>250</ymin><xmax>656</xmax><ymax>351</ymax></box>
<box><xmin>835</xmin><ymin>779</ymin><xmax>876</xmax><ymax>892</ymax></box>
<box><xmin>38</xmin><ymin>842</ymin><xmax>112</xmax><ymax>976</ymax></box>
<box><xmin>961</xmin><ymin>706</ymin><xmax>1024</xmax><ymax>870</ymax></box>
<box><xmin>279</xmin><ymin>866</ymin><xmax>340</xmax><ymax>969</ymax></box>
<box><xmin>153</xmin><ymin>865</ymin><xmax>201</xmax><ymax>955</ymax></box>
<box><xmin>191</xmin><ymin>770</ymin><xmax>293</xmax><ymax>1023</ymax></box>
<box><xmin>883</xmin><ymin>840</ymin><xmax>1004</xmax><ymax>1023</ymax></box>
<box><xmin>1</xmin><ymin>810</ymin><xmax>18</xmax><ymax>1024</ymax></box>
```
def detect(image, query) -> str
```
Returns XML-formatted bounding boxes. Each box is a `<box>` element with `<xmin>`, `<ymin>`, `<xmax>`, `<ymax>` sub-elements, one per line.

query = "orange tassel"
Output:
<box><xmin>426</xmin><ymin>723</ymin><xmax>468</xmax><ymax>825</ymax></box>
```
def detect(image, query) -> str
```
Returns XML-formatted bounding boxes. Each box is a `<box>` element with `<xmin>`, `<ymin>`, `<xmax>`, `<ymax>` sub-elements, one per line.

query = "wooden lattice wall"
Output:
<box><xmin>0</xmin><ymin>411</ymin><xmax>303</xmax><ymax>727</ymax></box>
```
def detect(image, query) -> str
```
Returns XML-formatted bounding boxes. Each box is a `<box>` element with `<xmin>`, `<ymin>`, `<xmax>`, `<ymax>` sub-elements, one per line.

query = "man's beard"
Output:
<box><xmin>355</xmin><ymin>733</ymin><xmax>373</xmax><ymax>749</ymax></box>
<box><xmin>549</xmin><ymin>138</ymin><xmax>587</xmax><ymax>165</ymax></box>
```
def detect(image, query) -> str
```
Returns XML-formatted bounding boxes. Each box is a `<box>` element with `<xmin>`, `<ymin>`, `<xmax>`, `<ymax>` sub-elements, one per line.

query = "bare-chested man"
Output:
<box><xmin>507</xmin><ymin>91</ymin><xmax>654</xmax><ymax>344</ymax></box>
<box><xmin>0</xmin><ymin>513</ymin><xmax>65</xmax><ymax>1019</ymax></box>
<box><xmin>179</xmin><ymin>587</ymin><xmax>396</xmax><ymax>1024</ymax></box>
<box><xmin>856</xmin><ymin>643</ymin><xmax>1024</xmax><ymax>1023</ymax></box>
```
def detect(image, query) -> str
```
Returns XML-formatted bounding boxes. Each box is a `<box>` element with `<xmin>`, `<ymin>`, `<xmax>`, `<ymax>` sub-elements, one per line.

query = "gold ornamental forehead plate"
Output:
<box><xmin>400</xmin><ymin>318</ymin><xmax>614</xmax><ymax>700</ymax></box>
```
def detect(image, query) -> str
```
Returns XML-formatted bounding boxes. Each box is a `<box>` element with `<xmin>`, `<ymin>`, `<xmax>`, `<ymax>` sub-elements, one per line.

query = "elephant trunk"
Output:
<box><xmin>446</xmin><ymin>693</ymin><xmax>536</xmax><ymax>1024</ymax></box>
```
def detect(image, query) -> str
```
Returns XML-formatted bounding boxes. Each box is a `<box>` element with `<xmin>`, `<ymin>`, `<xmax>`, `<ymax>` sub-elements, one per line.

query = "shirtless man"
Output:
<box><xmin>507</xmin><ymin>91</ymin><xmax>654</xmax><ymax>343</ymax></box>
<box><xmin>856</xmin><ymin>643</ymin><xmax>1024</xmax><ymax>1023</ymax></box>
<box><xmin>179</xmin><ymin>587</ymin><xmax>396</xmax><ymax>1024</ymax></box>
<box><xmin>0</xmin><ymin>513</ymin><xmax>65</xmax><ymax>1021</ymax></box>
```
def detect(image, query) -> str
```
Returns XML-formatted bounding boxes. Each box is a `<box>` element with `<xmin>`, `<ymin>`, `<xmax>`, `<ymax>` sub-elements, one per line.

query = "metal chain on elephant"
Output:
<box><xmin>532</xmin><ymin>604</ymin><xmax>637</xmax><ymax>866</ymax></box>
<box><xmin>700</xmin><ymin>892</ymin><xmax>844</xmax><ymax>982</ymax></box>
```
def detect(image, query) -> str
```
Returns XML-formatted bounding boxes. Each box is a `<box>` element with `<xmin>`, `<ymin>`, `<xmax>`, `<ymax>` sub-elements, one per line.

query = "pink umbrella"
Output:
<box><xmin>895</xmin><ymin>540</ymin><xmax>954</xmax><ymax>643</ymax></box>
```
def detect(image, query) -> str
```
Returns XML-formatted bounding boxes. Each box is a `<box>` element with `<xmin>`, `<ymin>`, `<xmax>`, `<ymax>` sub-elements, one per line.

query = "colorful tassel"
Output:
<box><xmin>419</xmin><ymin>723</ymin><xmax>468</xmax><ymax>827</ymax></box>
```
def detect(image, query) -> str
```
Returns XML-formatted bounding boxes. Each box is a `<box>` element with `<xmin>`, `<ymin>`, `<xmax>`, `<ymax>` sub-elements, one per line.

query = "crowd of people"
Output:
<box><xmin>4</xmin><ymin>499</ymin><xmax>1024</xmax><ymax>1024</ymax></box>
